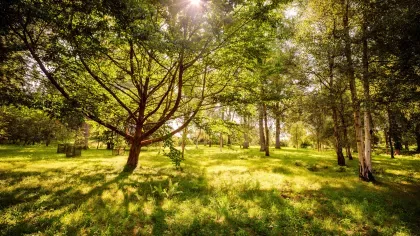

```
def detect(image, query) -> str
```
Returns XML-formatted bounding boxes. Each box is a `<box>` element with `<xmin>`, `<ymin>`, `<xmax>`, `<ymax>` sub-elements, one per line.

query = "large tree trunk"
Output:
<box><xmin>259</xmin><ymin>103</ymin><xmax>266</xmax><ymax>152</ymax></box>
<box><xmin>125</xmin><ymin>126</ymin><xmax>143</xmax><ymax>171</ymax></box>
<box><xmin>342</xmin><ymin>0</ymin><xmax>373</xmax><ymax>181</ymax></box>
<box><xmin>126</xmin><ymin>136</ymin><xmax>142</xmax><ymax>171</ymax></box>
<box><xmin>126</xmin><ymin>144</ymin><xmax>141</xmax><ymax>171</ymax></box>
<box><xmin>275</xmin><ymin>114</ymin><xmax>281</xmax><ymax>149</ymax></box>
<box><xmin>263</xmin><ymin>103</ymin><xmax>270</xmax><ymax>157</ymax></box>
<box><xmin>332</xmin><ymin>104</ymin><xmax>346</xmax><ymax>166</ymax></box>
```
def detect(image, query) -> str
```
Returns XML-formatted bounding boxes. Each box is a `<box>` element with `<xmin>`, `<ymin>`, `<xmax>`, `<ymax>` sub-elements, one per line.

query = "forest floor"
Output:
<box><xmin>0</xmin><ymin>145</ymin><xmax>419</xmax><ymax>235</ymax></box>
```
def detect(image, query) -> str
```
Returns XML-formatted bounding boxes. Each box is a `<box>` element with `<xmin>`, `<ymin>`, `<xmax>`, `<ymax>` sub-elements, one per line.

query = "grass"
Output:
<box><xmin>0</xmin><ymin>145</ymin><xmax>419</xmax><ymax>235</ymax></box>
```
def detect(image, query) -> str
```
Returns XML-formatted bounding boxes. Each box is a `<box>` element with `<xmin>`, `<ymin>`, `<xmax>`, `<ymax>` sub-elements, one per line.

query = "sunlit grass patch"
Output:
<box><xmin>0</xmin><ymin>145</ymin><xmax>419</xmax><ymax>235</ymax></box>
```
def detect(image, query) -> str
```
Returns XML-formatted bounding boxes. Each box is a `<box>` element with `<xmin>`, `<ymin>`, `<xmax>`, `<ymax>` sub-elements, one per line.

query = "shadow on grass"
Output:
<box><xmin>0</xmin><ymin>166</ymin><xmax>211</xmax><ymax>235</ymax></box>
<box><xmin>1</xmin><ymin>145</ymin><xmax>420</xmax><ymax>235</ymax></box>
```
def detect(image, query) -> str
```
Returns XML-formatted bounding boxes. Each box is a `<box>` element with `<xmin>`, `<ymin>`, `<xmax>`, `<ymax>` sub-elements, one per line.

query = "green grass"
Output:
<box><xmin>1</xmin><ymin>145</ymin><xmax>419</xmax><ymax>235</ymax></box>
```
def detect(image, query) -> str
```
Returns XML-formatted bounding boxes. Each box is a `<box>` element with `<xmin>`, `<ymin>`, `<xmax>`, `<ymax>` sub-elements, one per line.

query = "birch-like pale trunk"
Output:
<box><xmin>341</xmin><ymin>0</ymin><xmax>373</xmax><ymax>181</ymax></box>
<box><xmin>361</xmin><ymin>0</ymin><xmax>374</xmax><ymax>180</ymax></box>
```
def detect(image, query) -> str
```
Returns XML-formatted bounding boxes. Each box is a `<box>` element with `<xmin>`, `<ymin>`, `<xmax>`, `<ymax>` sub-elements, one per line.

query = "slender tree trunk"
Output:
<box><xmin>242</xmin><ymin>116</ymin><xmax>249</xmax><ymax>148</ymax></box>
<box><xmin>343</xmin><ymin>126</ymin><xmax>353</xmax><ymax>160</ymax></box>
<box><xmin>181</xmin><ymin>127</ymin><xmax>187</xmax><ymax>158</ymax></box>
<box><xmin>83</xmin><ymin>122</ymin><xmax>89</xmax><ymax>149</ymax></box>
<box><xmin>384</xmin><ymin>129</ymin><xmax>389</xmax><ymax>154</ymax></box>
<box><xmin>220</xmin><ymin>110</ymin><xmax>224</xmax><ymax>151</ymax></box>
<box><xmin>339</xmin><ymin>96</ymin><xmax>353</xmax><ymax>160</ymax></box>
<box><xmin>243</xmin><ymin>133</ymin><xmax>249</xmax><ymax>148</ymax></box>
<box><xmin>416</xmin><ymin>124</ymin><xmax>420</xmax><ymax>152</ymax></box>
<box><xmin>332</xmin><ymin>104</ymin><xmax>345</xmax><ymax>166</ymax></box>
<box><xmin>387</xmin><ymin>108</ymin><xmax>395</xmax><ymax>159</ymax></box>
<box><xmin>389</xmin><ymin>131</ymin><xmax>394</xmax><ymax>159</ymax></box>
<box><xmin>361</xmin><ymin>7</ymin><xmax>374</xmax><ymax>180</ymax></box>
<box><xmin>227</xmin><ymin>108</ymin><xmax>232</xmax><ymax>146</ymax></box>
<box><xmin>317</xmin><ymin>139</ymin><xmax>320</xmax><ymax>152</ymax></box>
<box><xmin>275</xmin><ymin>113</ymin><xmax>281</xmax><ymax>149</ymax></box>
<box><xmin>46</xmin><ymin>138</ymin><xmax>50</xmax><ymax>147</ymax></box>
<box><xmin>195</xmin><ymin>129</ymin><xmax>201</xmax><ymax>149</ymax></box>
<box><xmin>219</xmin><ymin>133</ymin><xmax>223</xmax><ymax>152</ymax></box>
<box><xmin>259</xmin><ymin>103</ymin><xmax>266</xmax><ymax>152</ymax></box>
<box><xmin>342</xmin><ymin>0</ymin><xmax>372</xmax><ymax>181</ymax></box>
<box><xmin>263</xmin><ymin>103</ymin><xmax>270</xmax><ymax>156</ymax></box>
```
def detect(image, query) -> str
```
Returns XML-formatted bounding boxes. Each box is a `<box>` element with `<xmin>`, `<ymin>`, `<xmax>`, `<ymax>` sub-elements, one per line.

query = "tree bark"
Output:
<box><xmin>389</xmin><ymin>130</ymin><xmax>394</xmax><ymax>159</ymax></box>
<box><xmin>219</xmin><ymin>133</ymin><xmax>223</xmax><ymax>152</ymax></box>
<box><xmin>195</xmin><ymin>128</ymin><xmax>201</xmax><ymax>149</ymax></box>
<box><xmin>83</xmin><ymin>122</ymin><xmax>90</xmax><ymax>149</ymax></box>
<box><xmin>181</xmin><ymin>127</ymin><xmax>187</xmax><ymax>158</ymax></box>
<box><xmin>339</xmin><ymin>96</ymin><xmax>353</xmax><ymax>160</ymax></box>
<box><xmin>361</xmin><ymin>4</ymin><xmax>374</xmax><ymax>180</ymax></box>
<box><xmin>416</xmin><ymin>124</ymin><xmax>420</xmax><ymax>152</ymax></box>
<box><xmin>275</xmin><ymin>114</ymin><xmax>281</xmax><ymax>149</ymax></box>
<box><xmin>332</xmin><ymin>104</ymin><xmax>345</xmax><ymax>166</ymax></box>
<box><xmin>126</xmin><ymin>128</ymin><xmax>142</xmax><ymax>171</ymax></box>
<box><xmin>220</xmin><ymin>110</ymin><xmax>224</xmax><ymax>151</ymax></box>
<box><xmin>259</xmin><ymin>103</ymin><xmax>266</xmax><ymax>152</ymax></box>
<box><xmin>243</xmin><ymin>116</ymin><xmax>249</xmax><ymax>149</ymax></box>
<box><xmin>343</xmin><ymin>126</ymin><xmax>353</xmax><ymax>160</ymax></box>
<box><xmin>387</xmin><ymin>108</ymin><xmax>395</xmax><ymax>159</ymax></box>
<box><xmin>342</xmin><ymin>0</ymin><xmax>373</xmax><ymax>181</ymax></box>
<box><xmin>263</xmin><ymin>103</ymin><xmax>270</xmax><ymax>156</ymax></box>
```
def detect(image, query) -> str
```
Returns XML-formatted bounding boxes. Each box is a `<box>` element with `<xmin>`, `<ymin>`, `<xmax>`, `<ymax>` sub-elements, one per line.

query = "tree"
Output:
<box><xmin>2</xmin><ymin>0</ymin><xmax>274</xmax><ymax>170</ymax></box>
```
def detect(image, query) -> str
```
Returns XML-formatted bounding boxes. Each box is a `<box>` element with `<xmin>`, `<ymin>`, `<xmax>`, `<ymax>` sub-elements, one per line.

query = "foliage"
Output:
<box><xmin>0</xmin><ymin>105</ymin><xmax>72</xmax><ymax>145</ymax></box>
<box><xmin>150</xmin><ymin>179</ymin><xmax>182</xmax><ymax>199</ymax></box>
<box><xmin>162</xmin><ymin>134</ymin><xmax>184</xmax><ymax>170</ymax></box>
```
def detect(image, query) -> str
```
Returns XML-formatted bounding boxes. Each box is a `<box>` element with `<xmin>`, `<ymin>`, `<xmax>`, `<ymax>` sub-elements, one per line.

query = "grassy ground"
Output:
<box><xmin>0</xmin><ymin>145</ymin><xmax>419</xmax><ymax>236</ymax></box>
